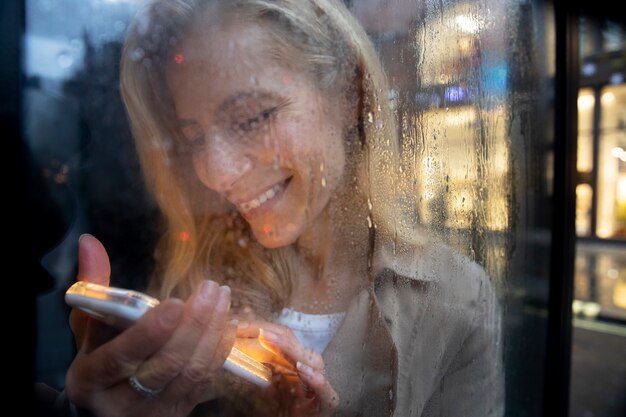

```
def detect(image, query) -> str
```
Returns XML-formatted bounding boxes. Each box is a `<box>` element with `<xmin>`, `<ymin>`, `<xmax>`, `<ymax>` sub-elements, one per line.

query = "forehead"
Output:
<box><xmin>165</xmin><ymin>19</ymin><xmax>304</xmax><ymax>105</ymax></box>
<box><xmin>166</xmin><ymin>19</ymin><xmax>321</xmax><ymax>120</ymax></box>
<box><xmin>169</xmin><ymin>20</ymin><xmax>263</xmax><ymax>76</ymax></box>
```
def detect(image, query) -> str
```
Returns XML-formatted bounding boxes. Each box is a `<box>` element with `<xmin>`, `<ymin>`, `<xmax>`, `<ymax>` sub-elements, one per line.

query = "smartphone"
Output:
<box><xmin>65</xmin><ymin>281</ymin><xmax>271</xmax><ymax>388</ymax></box>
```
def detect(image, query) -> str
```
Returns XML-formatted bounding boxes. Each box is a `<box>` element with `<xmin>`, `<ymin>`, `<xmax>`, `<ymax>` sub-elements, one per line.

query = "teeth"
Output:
<box><xmin>240</xmin><ymin>183</ymin><xmax>282</xmax><ymax>212</ymax></box>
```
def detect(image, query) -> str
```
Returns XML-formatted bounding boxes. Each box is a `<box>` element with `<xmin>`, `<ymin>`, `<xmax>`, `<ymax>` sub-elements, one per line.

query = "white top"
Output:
<box><xmin>276</xmin><ymin>308</ymin><xmax>347</xmax><ymax>354</ymax></box>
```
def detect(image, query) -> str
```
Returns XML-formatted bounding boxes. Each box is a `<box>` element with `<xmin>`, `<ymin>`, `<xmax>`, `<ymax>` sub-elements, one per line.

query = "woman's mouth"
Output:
<box><xmin>238</xmin><ymin>178</ymin><xmax>291</xmax><ymax>214</ymax></box>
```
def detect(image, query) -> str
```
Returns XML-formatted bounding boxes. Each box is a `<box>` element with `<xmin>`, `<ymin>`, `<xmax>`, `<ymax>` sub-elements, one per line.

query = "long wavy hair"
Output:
<box><xmin>120</xmin><ymin>0</ymin><xmax>421</xmax><ymax>317</ymax></box>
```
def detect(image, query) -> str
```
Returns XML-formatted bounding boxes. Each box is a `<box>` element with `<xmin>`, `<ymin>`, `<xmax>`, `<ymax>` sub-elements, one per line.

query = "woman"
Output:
<box><xmin>63</xmin><ymin>0</ymin><xmax>504</xmax><ymax>416</ymax></box>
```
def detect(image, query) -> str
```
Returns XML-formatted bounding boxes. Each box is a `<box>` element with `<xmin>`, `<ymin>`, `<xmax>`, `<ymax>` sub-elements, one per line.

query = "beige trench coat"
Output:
<box><xmin>322</xmin><ymin>242</ymin><xmax>505</xmax><ymax>417</ymax></box>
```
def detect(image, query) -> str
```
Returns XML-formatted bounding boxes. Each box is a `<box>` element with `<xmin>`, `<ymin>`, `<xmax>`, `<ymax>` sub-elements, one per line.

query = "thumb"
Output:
<box><xmin>70</xmin><ymin>234</ymin><xmax>112</xmax><ymax>348</ymax></box>
<box><xmin>77</xmin><ymin>233</ymin><xmax>111</xmax><ymax>285</ymax></box>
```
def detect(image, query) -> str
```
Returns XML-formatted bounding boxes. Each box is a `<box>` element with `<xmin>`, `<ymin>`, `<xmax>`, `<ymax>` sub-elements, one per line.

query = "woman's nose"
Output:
<box><xmin>198</xmin><ymin>131</ymin><xmax>253</xmax><ymax>192</ymax></box>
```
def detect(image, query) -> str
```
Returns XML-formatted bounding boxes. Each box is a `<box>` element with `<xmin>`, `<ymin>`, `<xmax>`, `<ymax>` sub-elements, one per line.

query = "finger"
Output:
<box><xmin>296</xmin><ymin>361</ymin><xmax>339</xmax><ymax>413</ymax></box>
<box><xmin>202</xmin><ymin>286</ymin><xmax>235</xmax><ymax>371</ymax></box>
<box><xmin>237</xmin><ymin>321</ymin><xmax>319</xmax><ymax>370</ymax></box>
<box><xmin>77</xmin><ymin>234</ymin><xmax>111</xmax><ymax>285</ymax></box>
<box><xmin>71</xmin><ymin>234</ymin><xmax>112</xmax><ymax>346</ymax></box>
<box><xmin>69</xmin><ymin>308</ymin><xmax>90</xmax><ymax>347</ymax></box>
<box><xmin>258</xmin><ymin>327</ymin><xmax>324</xmax><ymax>372</ymax></box>
<box><xmin>134</xmin><ymin>280</ymin><xmax>222</xmax><ymax>391</ymax></box>
<box><xmin>257</xmin><ymin>329</ymin><xmax>297</xmax><ymax>370</ymax></box>
<box><xmin>167</xmin><ymin>285</ymin><xmax>233</xmax><ymax>396</ymax></box>
<box><xmin>65</xmin><ymin>299</ymin><xmax>184</xmax><ymax>402</ymax></box>
<box><xmin>83</xmin><ymin>300</ymin><xmax>183</xmax><ymax>382</ymax></box>
<box><xmin>80</xmin><ymin>318</ymin><xmax>122</xmax><ymax>354</ymax></box>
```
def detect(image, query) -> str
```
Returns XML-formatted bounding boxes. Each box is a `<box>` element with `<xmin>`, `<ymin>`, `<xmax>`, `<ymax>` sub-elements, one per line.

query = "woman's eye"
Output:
<box><xmin>233</xmin><ymin>107</ymin><xmax>277</xmax><ymax>134</ymax></box>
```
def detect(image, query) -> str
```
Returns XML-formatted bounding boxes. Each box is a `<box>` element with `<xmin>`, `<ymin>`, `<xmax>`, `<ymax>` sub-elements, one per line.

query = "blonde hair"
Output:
<box><xmin>120</xmin><ymin>0</ymin><xmax>420</xmax><ymax>315</ymax></box>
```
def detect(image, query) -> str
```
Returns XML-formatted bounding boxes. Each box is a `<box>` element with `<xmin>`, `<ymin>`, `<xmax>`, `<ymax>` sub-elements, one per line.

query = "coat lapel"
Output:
<box><xmin>323</xmin><ymin>286</ymin><xmax>397</xmax><ymax>416</ymax></box>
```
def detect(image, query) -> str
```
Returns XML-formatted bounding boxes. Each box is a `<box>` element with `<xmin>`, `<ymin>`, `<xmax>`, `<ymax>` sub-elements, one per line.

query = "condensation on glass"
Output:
<box><xmin>26</xmin><ymin>1</ymin><xmax>558</xmax><ymax>416</ymax></box>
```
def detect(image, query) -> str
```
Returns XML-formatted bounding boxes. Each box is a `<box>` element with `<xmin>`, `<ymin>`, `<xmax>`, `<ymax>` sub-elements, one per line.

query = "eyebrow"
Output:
<box><xmin>218</xmin><ymin>90</ymin><xmax>280</xmax><ymax>113</ymax></box>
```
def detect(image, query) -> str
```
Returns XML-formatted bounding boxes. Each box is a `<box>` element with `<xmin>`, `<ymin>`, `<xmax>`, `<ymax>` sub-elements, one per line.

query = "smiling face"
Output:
<box><xmin>166</xmin><ymin>19</ymin><xmax>353</xmax><ymax>248</ymax></box>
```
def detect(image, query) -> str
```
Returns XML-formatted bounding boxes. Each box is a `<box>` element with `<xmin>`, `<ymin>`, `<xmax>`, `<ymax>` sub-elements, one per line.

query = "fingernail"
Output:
<box><xmin>296</xmin><ymin>361</ymin><xmax>315</xmax><ymax>377</ymax></box>
<box><xmin>160</xmin><ymin>299</ymin><xmax>184</xmax><ymax>326</ymax></box>
<box><xmin>78</xmin><ymin>233</ymin><xmax>93</xmax><ymax>243</ymax></box>
<box><xmin>217</xmin><ymin>285</ymin><xmax>231</xmax><ymax>311</ymax></box>
<box><xmin>259</xmin><ymin>328</ymin><xmax>279</xmax><ymax>342</ymax></box>
<box><xmin>200</xmin><ymin>280</ymin><xmax>219</xmax><ymax>298</ymax></box>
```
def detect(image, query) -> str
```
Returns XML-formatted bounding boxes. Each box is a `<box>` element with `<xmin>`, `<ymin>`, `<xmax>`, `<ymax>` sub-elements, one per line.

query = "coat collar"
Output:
<box><xmin>372</xmin><ymin>237</ymin><xmax>437</xmax><ymax>282</ymax></box>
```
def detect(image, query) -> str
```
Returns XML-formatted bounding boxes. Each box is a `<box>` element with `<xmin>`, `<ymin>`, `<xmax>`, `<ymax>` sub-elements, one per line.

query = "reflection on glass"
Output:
<box><xmin>576</xmin><ymin>84</ymin><xmax>626</xmax><ymax>240</ymax></box>
<box><xmin>576</xmin><ymin>183</ymin><xmax>593</xmax><ymax>236</ymax></box>
<box><xmin>597</xmin><ymin>85</ymin><xmax>626</xmax><ymax>238</ymax></box>
<box><xmin>575</xmin><ymin>242</ymin><xmax>626</xmax><ymax>321</ymax></box>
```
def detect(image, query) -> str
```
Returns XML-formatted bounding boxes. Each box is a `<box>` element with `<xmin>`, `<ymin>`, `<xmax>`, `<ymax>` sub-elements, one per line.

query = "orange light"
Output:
<box><xmin>179</xmin><ymin>231</ymin><xmax>190</xmax><ymax>241</ymax></box>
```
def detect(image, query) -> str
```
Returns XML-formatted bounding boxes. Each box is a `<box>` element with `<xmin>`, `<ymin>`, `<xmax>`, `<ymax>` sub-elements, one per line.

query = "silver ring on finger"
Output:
<box><xmin>128</xmin><ymin>374</ymin><xmax>163</xmax><ymax>398</ymax></box>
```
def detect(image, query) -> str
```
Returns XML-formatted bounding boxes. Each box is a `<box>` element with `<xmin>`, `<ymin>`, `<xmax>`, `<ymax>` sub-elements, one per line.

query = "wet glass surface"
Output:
<box><xmin>25</xmin><ymin>1</ymin><xmax>561</xmax><ymax>416</ymax></box>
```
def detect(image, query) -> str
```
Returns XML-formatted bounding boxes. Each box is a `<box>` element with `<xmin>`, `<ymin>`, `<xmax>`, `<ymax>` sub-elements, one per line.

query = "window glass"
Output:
<box><xmin>28</xmin><ymin>1</ymin><xmax>556</xmax><ymax>416</ymax></box>
<box><xmin>596</xmin><ymin>85</ymin><xmax>626</xmax><ymax>239</ymax></box>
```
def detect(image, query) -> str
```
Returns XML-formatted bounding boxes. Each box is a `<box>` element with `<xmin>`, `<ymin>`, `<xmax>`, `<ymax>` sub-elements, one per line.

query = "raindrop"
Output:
<box><xmin>130</xmin><ymin>47</ymin><xmax>145</xmax><ymax>61</ymax></box>
<box><xmin>69</xmin><ymin>38</ymin><xmax>83</xmax><ymax>53</ymax></box>
<box><xmin>114</xmin><ymin>20</ymin><xmax>126</xmax><ymax>33</ymax></box>
<box><xmin>57</xmin><ymin>51</ymin><xmax>73</xmax><ymax>69</ymax></box>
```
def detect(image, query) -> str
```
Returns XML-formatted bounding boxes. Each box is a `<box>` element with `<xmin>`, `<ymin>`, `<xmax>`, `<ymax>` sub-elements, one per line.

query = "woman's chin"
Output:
<box><xmin>251</xmin><ymin>225</ymin><xmax>298</xmax><ymax>249</ymax></box>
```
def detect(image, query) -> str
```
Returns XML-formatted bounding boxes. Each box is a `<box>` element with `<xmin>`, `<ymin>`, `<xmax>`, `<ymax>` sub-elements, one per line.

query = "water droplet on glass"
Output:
<box><xmin>130</xmin><ymin>47</ymin><xmax>145</xmax><ymax>61</ymax></box>
<box><xmin>57</xmin><ymin>51</ymin><xmax>73</xmax><ymax>69</ymax></box>
<box><xmin>69</xmin><ymin>38</ymin><xmax>83</xmax><ymax>53</ymax></box>
<box><xmin>114</xmin><ymin>20</ymin><xmax>126</xmax><ymax>33</ymax></box>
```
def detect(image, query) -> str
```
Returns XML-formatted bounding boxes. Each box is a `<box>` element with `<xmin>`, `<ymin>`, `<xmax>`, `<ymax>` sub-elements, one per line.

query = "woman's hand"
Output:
<box><xmin>64</xmin><ymin>234</ymin><xmax>236</xmax><ymax>417</ymax></box>
<box><xmin>237</xmin><ymin>321</ymin><xmax>339</xmax><ymax>417</ymax></box>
